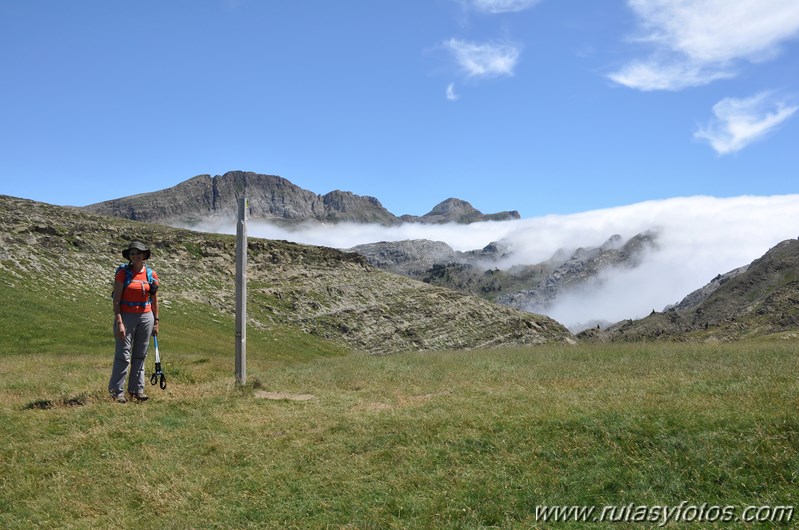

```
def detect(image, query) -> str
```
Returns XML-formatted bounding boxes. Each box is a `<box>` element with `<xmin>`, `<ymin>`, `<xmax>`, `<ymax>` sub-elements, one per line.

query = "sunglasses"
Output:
<box><xmin>128</xmin><ymin>250</ymin><xmax>143</xmax><ymax>256</ymax></box>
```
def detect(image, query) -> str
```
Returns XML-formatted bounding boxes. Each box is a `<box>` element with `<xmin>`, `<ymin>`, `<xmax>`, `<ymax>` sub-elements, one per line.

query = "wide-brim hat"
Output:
<box><xmin>122</xmin><ymin>240</ymin><xmax>151</xmax><ymax>260</ymax></box>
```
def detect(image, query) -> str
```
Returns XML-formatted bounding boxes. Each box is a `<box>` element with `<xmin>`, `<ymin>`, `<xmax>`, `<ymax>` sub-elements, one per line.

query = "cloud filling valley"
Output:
<box><xmin>193</xmin><ymin>195</ymin><xmax>799</xmax><ymax>329</ymax></box>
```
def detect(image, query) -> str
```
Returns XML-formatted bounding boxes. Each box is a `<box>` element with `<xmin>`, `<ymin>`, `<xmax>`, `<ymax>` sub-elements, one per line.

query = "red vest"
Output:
<box><xmin>116</xmin><ymin>266</ymin><xmax>159</xmax><ymax>313</ymax></box>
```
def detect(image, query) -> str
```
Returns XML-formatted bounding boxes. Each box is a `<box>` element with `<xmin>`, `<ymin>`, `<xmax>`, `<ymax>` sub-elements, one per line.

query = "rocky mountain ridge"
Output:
<box><xmin>1</xmin><ymin>195</ymin><xmax>571</xmax><ymax>354</ymax></box>
<box><xmin>497</xmin><ymin>232</ymin><xmax>658</xmax><ymax>315</ymax></box>
<box><xmin>347</xmin><ymin>238</ymin><xmax>511</xmax><ymax>278</ymax></box>
<box><xmin>83</xmin><ymin>171</ymin><xmax>520</xmax><ymax>226</ymax></box>
<box><xmin>351</xmin><ymin>232</ymin><xmax>659</xmax><ymax>326</ymax></box>
<box><xmin>578</xmin><ymin>238</ymin><xmax>799</xmax><ymax>342</ymax></box>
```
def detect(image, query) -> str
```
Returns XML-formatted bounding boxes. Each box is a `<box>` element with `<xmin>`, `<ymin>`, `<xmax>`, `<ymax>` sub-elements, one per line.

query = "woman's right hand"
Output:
<box><xmin>116</xmin><ymin>322</ymin><xmax>126</xmax><ymax>340</ymax></box>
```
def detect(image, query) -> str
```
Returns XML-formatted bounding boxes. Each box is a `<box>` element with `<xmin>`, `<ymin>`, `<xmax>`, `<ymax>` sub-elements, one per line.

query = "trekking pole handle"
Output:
<box><xmin>153</xmin><ymin>335</ymin><xmax>160</xmax><ymax>363</ymax></box>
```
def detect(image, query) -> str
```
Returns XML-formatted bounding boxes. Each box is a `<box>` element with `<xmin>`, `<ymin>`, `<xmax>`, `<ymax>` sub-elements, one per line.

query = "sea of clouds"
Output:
<box><xmin>191</xmin><ymin>195</ymin><xmax>799</xmax><ymax>328</ymax></box>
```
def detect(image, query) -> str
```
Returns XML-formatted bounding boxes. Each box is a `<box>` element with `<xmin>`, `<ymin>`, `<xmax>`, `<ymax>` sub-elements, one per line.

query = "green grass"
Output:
<box><xmin>0</xmin><ymin>272</ymin><xmax>347</xmax><ymax>362</ymax></box>
<box><xmin>1</xmin><ymin>341</ymin><xmax>798</xmax><ymax>528</ymax></box>
<box><xmin>2</xmin><ymin>262</ymin><xmax>798</xmax><ymax>528</ymax></box>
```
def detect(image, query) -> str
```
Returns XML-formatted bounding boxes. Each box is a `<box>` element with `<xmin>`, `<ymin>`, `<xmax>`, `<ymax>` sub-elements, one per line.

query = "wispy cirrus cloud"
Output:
<box><xmin>610</xmin><ymin>0</ymin><xmax>799</xmax><ymax>91</ymax></box>
<box><xmin>444</xmin><ymin>38</ymin><xmax>520</xmax><ymax>78</ymax></box>
<box><xmin>609</xmin><ymin>59</ymin><xmax>736</xmax><ymax>91</ymax></box>
<box><xmin>694</xmin><ymin>92</ymin><xmax>798</xmax><ymax>154</ymax></box>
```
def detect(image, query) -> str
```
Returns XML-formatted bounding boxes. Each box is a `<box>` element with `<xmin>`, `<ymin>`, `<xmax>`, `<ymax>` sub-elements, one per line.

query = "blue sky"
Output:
<box><xmin>1</xmin><ymin>0</ymin><xmax>798</xmax><ymax>217</ymax></box>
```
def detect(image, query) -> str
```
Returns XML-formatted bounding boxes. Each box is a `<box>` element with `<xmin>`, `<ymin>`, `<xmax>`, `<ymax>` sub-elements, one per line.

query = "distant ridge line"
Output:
<box><xmin>83</xmin><ymin>170</ymin><xmax>521</xmax><ymax>226</ymax></box>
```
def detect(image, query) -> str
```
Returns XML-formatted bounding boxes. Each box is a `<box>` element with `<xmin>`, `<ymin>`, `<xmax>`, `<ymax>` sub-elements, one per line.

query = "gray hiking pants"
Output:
<box><xmin>109</xmin><ymin>312</ymin><xmax>154</xmax><ymax>395</ymax></box>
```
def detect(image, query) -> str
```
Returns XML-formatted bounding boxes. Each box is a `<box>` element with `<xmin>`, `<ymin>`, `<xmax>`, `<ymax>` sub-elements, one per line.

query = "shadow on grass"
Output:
<box><xmin>23</xmin><ymin>393</ymin><xmax>93</xmax><ymax>410</ymax></box>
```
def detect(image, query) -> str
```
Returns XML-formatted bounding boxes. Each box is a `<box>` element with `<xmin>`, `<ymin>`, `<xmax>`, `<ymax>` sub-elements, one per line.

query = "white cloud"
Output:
<box><xmin>611</xmin><ymin>0</ymin><xmax>799</xmax><ymax>90</ymax></box>
<box><xmin>541</xmin><ymin>196</ymin><xmax>799</xmax><ymax>325</ymax></box>
<box><xmin>446</xmin><ymin>83</ymin><xmax>459</xmax><ymax>101</ymax></box>
<box><xmin>470</xmin><ymin>0</ymin><xmax>541</xmax><ymax>14</ymax></box>
<box><xmin>189</xmin><ymin>195</ymin><xmax>799</xmax><ymax>328</ymax></box>
<box><xmin>444</xmin><ymin>38</ymin><xmax>520</xmax><ymax>78</ymax></box>
<box><xmin>608</xmin><ymin>59</ymin><xmax>736</xmax><ymax>91</ymax></box>
<box><xmin>694</xmin><ymin>92</ymin><xmax>798</xmax><ymax>154</ymax></box>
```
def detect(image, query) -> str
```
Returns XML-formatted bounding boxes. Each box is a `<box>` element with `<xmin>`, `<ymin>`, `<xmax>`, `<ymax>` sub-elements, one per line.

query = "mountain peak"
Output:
<box><xmin>400</xmin><ymin>197</ymin><xmax>520</xmax><ymax>224</ymax></box>
<box><xmin>427</xmin><ymin>198</ymin><xmax>479</xmax><ymax>216</ymax></box>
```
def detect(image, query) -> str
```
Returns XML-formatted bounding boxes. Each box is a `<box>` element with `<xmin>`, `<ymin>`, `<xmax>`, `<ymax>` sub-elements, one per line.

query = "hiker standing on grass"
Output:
<box><xmin>109</xmin><ymin>240</ymin><xmax>160</xmax><ymax>403</ymax></box>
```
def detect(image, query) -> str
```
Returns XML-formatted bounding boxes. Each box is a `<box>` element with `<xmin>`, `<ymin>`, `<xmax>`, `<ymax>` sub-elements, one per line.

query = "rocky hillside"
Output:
<box><xmin>578</xmin><ymin>239</ymin><xmax>799</xmax><ymax>342</ymax></box>
<box><xmin>668</xmin><ymin>265</ymin><xmax>749</xmax><ymax>311</ymax></box>
<box><xmin>83</xmin><ymin>171</ymin><xmax>519</xmax><ymax>226</ymax></box>
<box><xmin>1</xmin><ymin>195</ymin><xmax>573</xmax><ymax>354</ymax></box>
<box><xmin>348</xmin><ymin>240</ymin><xmax>463</xmax><ymax>277</ymax></box>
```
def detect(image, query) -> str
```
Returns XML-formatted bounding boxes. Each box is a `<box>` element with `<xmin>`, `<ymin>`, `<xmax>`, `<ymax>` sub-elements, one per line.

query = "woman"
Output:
<box><xmin>109</xmin><ymin>240</ymin><xmax>160</xmax><ymax>403</ymax></box>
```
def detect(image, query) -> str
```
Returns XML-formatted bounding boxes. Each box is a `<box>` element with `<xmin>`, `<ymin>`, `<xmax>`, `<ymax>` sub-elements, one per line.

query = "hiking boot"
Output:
<box><xmin>113</xmin><ymin>392</ymin><xmax>127</xmax><ymax>404</ymax></box>
<box><xmin>130</xmin><ymin>391</ymin><xmax>149</xmax><ymax>402</ymax></box>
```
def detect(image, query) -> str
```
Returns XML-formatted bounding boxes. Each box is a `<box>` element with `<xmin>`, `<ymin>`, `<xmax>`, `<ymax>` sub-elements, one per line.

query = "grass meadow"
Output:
<box><xmin>1</xmin><ymin>281</ymin><xmax>798</xmax><ymax>528</ymax></box>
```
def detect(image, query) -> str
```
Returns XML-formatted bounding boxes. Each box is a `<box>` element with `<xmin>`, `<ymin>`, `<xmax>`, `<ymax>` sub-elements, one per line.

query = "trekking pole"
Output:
<box><xmin>149</xmin><ymin>335</ymin><xmax>167</xmax><ymax>389</ymax></box>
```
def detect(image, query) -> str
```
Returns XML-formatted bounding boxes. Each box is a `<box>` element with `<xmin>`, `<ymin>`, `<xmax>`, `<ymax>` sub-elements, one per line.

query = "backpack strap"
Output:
<box><xmin>117</xmin><ymin>264</ymin><xmax>154</xmax><ymax>289</ymax></box>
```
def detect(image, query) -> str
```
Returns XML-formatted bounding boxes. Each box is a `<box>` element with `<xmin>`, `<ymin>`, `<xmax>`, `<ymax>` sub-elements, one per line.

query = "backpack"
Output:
<box><xmin>112</xmin><ymin>264</ymin><xmax>158</xmax><ymax>304</ymax></box>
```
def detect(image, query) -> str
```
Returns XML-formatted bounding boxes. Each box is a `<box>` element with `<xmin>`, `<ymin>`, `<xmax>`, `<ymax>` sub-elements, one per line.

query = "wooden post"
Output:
<box><xmin>235</xmin><ymin>197</ymin><xmax>247</xmax><ymax>385</ymax></box>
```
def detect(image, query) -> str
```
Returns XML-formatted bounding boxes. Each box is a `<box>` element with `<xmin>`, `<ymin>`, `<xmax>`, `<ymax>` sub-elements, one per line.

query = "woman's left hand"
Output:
<box><xmin>153</xmin><ymin>320</ymin><xmax>159</xmax><ymax>336</ymax></box>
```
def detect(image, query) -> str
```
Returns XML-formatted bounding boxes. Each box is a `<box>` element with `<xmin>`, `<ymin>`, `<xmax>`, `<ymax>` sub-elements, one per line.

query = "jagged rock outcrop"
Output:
<box><xmin>578</xmin><ymin>238</ymin><xmax>799</xmax><ymax>342</ymax></box>
<box><xmin>320</xmin><ymin>190</ymin><xmax>397</xmax><ymax>224</ymax></box>
<box><xmin>495</xmin><ymin>232</ymin><xmax>658</xmax><ymax>312</ymax></box>
<box><xmin>2</xmin><ymin>194</ymin><xmax>574</xmax><ymax>354</ymax></box>
<box><xmin>83</xmin><ymin>172</ymin><xmax>520</xmax><ymax>227</ymax></box>
<box><xmin>348</xmin><ymin>239</ymin><xmax>514</xmax><ymax>278</ymax></box>
<box><xmin>348</xmin><ymin>240</ymin><xmax>461</xmax><ymax>277</ymax></box>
